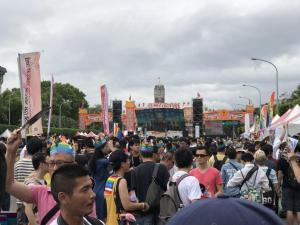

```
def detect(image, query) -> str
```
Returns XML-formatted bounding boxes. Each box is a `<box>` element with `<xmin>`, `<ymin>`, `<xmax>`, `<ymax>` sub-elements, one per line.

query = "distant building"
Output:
<box><xmin>154</xmin><ymin>84</ymin><xmax>165</xmax><ymax>103</ymax></box>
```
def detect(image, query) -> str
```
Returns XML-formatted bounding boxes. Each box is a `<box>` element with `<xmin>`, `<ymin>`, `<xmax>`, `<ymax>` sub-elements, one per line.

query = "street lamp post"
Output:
<box><xmin>251</xmin><ymin>58</ymin><xmax>279</xmax><ymax>113</ymax></box>
<box><xmin>242</xmin><ymin>84</ymin><xmax>262</xmax><ymax>128</ymax></box>
<box><xmin>59</xmin><ymin>100</ymin><xmax>70</xmax><ymax>128</ymax></box>
<box><xmin>239</xmin><ymin>96</ymin><xmax>252</xmax><ymax>105</ymax></box>
<box><xmin>8</xmin><ymin>93</ymin><xmax>11</xmax><ymax>125</ymax></box>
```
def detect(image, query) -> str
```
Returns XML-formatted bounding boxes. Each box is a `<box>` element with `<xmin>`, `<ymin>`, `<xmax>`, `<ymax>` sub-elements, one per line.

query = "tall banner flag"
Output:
<box><xmin>18</xmin><ymin>52</ymin><xmax>43</xmax><ymax>136</ymax></box>
<box><xmin>100</xmin><ymin>85</ymin><xmax>110</xmax><ymax>134</ymax></box>
<box><xmin>47</xmin><ymin>75</ymin><xmax>54</xmax><ymax>137</ymax></box>
<box><xmin>268</xmin><ymin>91</ymin><xmax>275</xmax><ymax>127</ymax></box>
<box><xmin>260</xmin><ymin>104</ymin><xmax>269</xmax><ymax>129</ymax></box>
<box><xmin>113</xmin><ymin>123</ymin><xmax>123</xmax><ymax>141</ymax></box>
<box><xmin>244</xmin><ymin>113</ymin><xmax>250</xmax><ymax>137</ymax></box>
<box><xmin>113</xmin><ymin>123</ymin><xmax>119</xmax><ymax>137</ymax></box>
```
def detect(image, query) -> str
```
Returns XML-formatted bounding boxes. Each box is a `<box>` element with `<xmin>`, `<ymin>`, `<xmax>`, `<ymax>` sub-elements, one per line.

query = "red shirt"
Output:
<box><xmin>190</xmin><ymin>167</ymin><xmax>223</xmax><ymax>197</ymax></box>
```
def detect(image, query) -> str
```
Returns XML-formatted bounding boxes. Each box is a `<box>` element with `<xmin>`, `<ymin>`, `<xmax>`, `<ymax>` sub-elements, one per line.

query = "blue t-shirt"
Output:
<box><xmin>221</xmin><ymin>160</ymin><xmax>244</xmax><ymax>196</ymax></box>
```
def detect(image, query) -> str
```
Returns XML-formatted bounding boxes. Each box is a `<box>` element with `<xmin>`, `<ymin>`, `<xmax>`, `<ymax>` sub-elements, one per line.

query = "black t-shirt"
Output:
<box><xmin>278</xmin><ymin>157</ymin><xmax>300</xmax><ymax>190</ymax></box>
<box><xmin>75</xmin><ymin>154</ymin><xmax>88</xmax><ymax>168</ymax></box>
<box><xmin>130</xmin><ymin>154</ymin><xmax>142</xmax><ymax>168</ymax></box>
<box><xmin>131</xmin><ymin>161</ymin><xmax>170</xmax><ymax>202</ymax></box>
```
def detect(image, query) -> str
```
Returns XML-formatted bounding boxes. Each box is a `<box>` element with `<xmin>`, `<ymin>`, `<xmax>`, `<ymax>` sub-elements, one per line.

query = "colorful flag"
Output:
<box><xmin>260</xmin><ymin>104</ymin><xmax>269</xmax><ymax>129</ymax></box>
<box><xmin>268</xmin><ymin>91</ymin><xmax>275</xmax><ymax>126</ymax></box>
<box><xmin>113</xmin><ymin>123</ymin><xmax>123</xmax><ymax>141</ymax></box>
<box><xmin>113</xmin><ymin>123</ymin><xmax>119</xmax><ymax>137</ymax></box>
<box><xmin>100</xmin><ymin>85</ymin><xmax>109</xmax><ymax>134</ymax></box>
<box><xmin>47</xmin><ymin>75</ymin><xmax>54</xmax><ymax>137</ymax></box>
<box><xmin>18</xmin><ymin>52</ymin><xmax>43</xmax><ymax>136</ymax></box>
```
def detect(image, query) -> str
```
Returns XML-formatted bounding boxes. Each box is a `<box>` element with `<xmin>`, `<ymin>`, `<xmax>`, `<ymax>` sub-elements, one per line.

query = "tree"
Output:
<box><xmin>0</xmin><ymin>81</ymin><xmax>89</xmax><ymax>128</ymax></box>
<box><xmin>41</xmin><ymin>81</ymin><xmax>89</xmax><ymax>122</ymax></box>
<box><xmin>0</xmin><ymin>88</ymin><xmax>22</xmax><ymax>125</ymax></box>
<box><xmin>278</xmin><ymin>83</ymin><xmax>300</xmax><ymax>115</ymax></box>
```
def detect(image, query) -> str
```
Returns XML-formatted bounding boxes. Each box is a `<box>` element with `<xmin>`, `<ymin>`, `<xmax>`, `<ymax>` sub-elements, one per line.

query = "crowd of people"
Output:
<box><xmin>0</xmin><ymin>130</ymin><xmax>300</xmax><ymax>225</ymax></box>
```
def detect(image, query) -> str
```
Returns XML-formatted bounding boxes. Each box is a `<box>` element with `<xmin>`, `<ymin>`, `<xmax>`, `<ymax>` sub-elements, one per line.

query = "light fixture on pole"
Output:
<box><xmin>242</xmin><ymin>84</ymin><xmax>262</xmax><ymax>128</ymax></box>
<box><xmin>238</xmin><ymin>96</ymin><xmax>252</xmax><ymax>105</ymax></box>
<box><xmin>251</xmin><ymin>58</ymin><xmax>279</xmax><ymax>113</ymax></box>
<box><xmin>59</xmin><ymin>100</ymin><xmax>70</xmax><ymax>128</ymax></box>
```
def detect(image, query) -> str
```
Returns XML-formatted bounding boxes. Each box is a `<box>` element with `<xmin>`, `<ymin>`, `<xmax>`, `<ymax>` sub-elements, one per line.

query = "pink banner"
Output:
<box><xmin>18</xmin><ymin>52</ymin><xmax>43</xmax><ymax>135</ymax></box>
<box><xmin>100</xmin><ymin>85</ymin><xmax>110</xmax><ymax>134</ymax></box>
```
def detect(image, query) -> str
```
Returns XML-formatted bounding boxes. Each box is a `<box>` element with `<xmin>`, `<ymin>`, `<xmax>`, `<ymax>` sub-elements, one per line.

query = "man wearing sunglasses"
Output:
<box><xmin>5</xmin><ymin>131</ymin><xmax>96</xmax><ymax>225</ymax></box>
<box><xmin>190</xmin><ymin>146</ymin><xmax>223</xmax><ymax>198</ymax></box>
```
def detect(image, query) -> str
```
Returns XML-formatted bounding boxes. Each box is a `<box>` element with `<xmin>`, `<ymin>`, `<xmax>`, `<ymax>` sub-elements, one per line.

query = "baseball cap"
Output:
<box><xmin>167</xmin><ymin>195</ymin><xmax>283</xmax><ymax>225</ymax></box>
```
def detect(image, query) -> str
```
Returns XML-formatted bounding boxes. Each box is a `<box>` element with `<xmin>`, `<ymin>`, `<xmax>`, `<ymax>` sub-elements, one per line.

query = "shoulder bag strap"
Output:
<box><xmin>113</xmin><ymin>177</ymin><xmax>124</xmax><ymax>214</ymax></box>
<box><xmin>152</xmin><ymin>163</ymin><xmax>160</xmax><ymax>180</ymax></box>
<box><xmin>229</xmin><ymin>162</ymin><xmax>239</xmax><ymax>171</ymax></box>
<box><xmin>266</xmin><ymin>167</ymin><xmax>273</xmax><ymax>188</ymax></box>
<box><xmin>40</xmin><ymin>204</ymin><xmax>60</xmax><ymax>225</ymax></box>
<box><xmin>240</xmin><ymin>166</ymin><xmax>258</xmax><ymax>188</ymax></box>
<box><xmin>175</xmin><ymin>174</ymin><xmax>190</xmax><ymax>205</ymax></box>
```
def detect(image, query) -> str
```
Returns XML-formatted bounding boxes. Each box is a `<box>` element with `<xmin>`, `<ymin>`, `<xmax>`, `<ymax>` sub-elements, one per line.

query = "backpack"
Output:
<box><xmin>159</xmin><ymin>174</ymin><xmax>190</xmax><ymax>225</ymax></box>
<box><xmin>145</xmin><ymin>163</ymin><xmax>164</xmax><ymax>209</ymax></box>
<box><xmin>262</xmin><ymin>167</ymin><xmax>275</xmax><ymax>207</ymax></box>
<box><xmin>213</xmin><ymin>155</ymin><xmax>227</xmax><ymax>171</ymax></box>
<box><xmin>240</xmin><ymin>166</ymin><xmax>262</xmax><ymax>203</ymax></box>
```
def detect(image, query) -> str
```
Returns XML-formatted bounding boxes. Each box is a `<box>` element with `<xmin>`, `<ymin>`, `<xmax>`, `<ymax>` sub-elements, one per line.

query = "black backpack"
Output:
<box><xmin>213</xmin><ymin>155</ymin><xmax>227</xmax><ymax>171</ymax></box>
<box><xmin>145</xmin><ymin>163</ymin><xmax>164</xmax><ymax>210</ymax></box>
<box><xmin>262</xmin><ymin>167</ymin><xmax>276</xmax><ymax>207</ymax></box>
<box><xmin>159</xmin><ymin>174</ymin><xmax>189</xmax><ymax>225</ymax></box>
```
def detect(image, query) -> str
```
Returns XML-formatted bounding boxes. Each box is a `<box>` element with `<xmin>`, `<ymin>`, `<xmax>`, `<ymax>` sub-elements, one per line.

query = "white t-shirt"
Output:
<box><xmin>171</xmin><ymin>170</ymin><xmax>202</xmax><ymax>207</ymax></box>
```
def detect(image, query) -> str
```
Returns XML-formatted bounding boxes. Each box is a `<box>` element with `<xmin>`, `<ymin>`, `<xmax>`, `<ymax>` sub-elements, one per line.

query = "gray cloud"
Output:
<box><xmin>1</xmin><ymin>0</ymin><xmax>300</xmax><ymax>111</ymax></box>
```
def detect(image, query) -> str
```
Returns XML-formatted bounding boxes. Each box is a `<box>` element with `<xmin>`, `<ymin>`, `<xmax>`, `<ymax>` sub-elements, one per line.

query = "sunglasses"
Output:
<box><xmin>195</xmin><ymin>154</ymin><xmax>208</xmax><ymax>158</ymax></box>
<box><xmin>48</xmin><ymin>160</ymin><xmax>74</xmax><ymax>167</ymax></box>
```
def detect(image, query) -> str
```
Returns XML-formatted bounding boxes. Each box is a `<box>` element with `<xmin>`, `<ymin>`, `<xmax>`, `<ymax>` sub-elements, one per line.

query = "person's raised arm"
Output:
<box><xmin>5</xmin><ymin>131</ymin><xmax>33</xmax><ymax>203</ymax></box>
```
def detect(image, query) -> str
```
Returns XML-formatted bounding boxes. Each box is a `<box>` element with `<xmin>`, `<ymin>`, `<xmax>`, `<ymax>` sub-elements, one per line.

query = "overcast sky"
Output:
<box><xmin>1</xmin><ymin>0</ymin><xmax>300</xmax><ymax>110</ymax></box>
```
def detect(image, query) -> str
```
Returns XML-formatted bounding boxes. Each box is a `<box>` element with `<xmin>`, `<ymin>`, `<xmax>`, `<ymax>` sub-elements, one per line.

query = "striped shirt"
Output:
<box><xmin>14</xmin><ymin>158</ymin><xmax>34</xmax><ymax>183</ymax></box>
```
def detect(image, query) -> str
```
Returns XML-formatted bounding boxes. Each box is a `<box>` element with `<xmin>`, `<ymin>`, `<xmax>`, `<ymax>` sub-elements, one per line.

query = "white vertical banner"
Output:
<box><xmin>47</xmin><ymin>75</ymin><xmax>54</xmax><ymax>137</ymax></box>
<box><xmin>100</xmin><ymin>85</ymin><xmax>110</xmax><ymax>134</ymax></box>
<box><xmin>18</xmin><ymin>52</ymin><xmax>43</xmax><ymax>136</ymax></box>
<box><xmin>244</xmin><ymin>113</ymin><xmax>250</xmax><ymax>138</ymax></box>
<box><xmin>195</xmin><ymin>125</ymin><xmax>200</xmax><ymax>138</ymax></box>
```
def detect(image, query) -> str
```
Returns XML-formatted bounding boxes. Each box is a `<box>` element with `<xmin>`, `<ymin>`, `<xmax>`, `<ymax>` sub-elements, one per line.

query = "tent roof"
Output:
<box><xmin>0</xmin><ymin>129</ymin><xmax>11</xmax><ymax>138</ymax></box>
<box><xmin>270</xmin><ymin>109</ymin><xmax>292</xmax><ymax>129</ymax></box>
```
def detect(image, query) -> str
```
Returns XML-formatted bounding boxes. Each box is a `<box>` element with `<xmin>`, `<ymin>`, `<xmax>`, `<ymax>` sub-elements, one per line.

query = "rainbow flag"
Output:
<box><xmin>268</xmin><ymin>91</ymin><xmax>275</xmax><ymax>127</ymax></box>
<box><xmin>260</xmin><ymin>104</ymin><xmax>269</xmax><ymax>129</ymax></box>
<box><xmin>113</xmin><ymin>123</ymin><xmax>123</xmax><ymax>141</ymax></box>
<box><xmin>104</xmin><ymin>175</ymin><xmax>120</xmax><ymax>195</ymax></box>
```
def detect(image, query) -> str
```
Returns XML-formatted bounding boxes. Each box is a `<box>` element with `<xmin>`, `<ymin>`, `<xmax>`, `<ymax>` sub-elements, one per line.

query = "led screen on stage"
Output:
<box><xmin>136</xmin><ymin>108</ymin><xmax>185</xmax><ymax>132</ymax></box>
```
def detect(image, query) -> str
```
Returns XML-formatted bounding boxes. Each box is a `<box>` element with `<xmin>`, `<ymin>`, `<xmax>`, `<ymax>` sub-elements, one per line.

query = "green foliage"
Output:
<box><xmin>88</xmin><ymin>104</ymin><xmax>102</xmax><ymax>114</ymax></box>
<box><xmin>0</xmin><ymin>81</ymin><xmax>89</xmax><ymax>129</ymax></box>
<box><xmin>278</xmin><ymin>83</ymin><xmax>300</xmax><ymax>115</ymax></box>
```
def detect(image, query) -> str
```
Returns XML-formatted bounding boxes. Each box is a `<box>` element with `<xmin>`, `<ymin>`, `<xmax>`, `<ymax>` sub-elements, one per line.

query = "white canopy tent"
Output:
<box><xmin>0</xmin><ymin>129</ymin><xmax>11</xmax><ymax>138</ymax></box>
<box><xmin>288</xmin><ymin>116</ymin><xmax>300</xmax><ymax>136</ymax></box>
